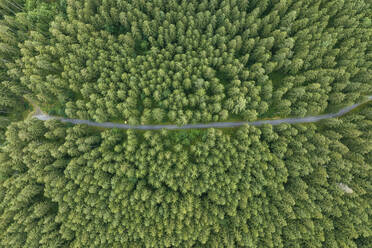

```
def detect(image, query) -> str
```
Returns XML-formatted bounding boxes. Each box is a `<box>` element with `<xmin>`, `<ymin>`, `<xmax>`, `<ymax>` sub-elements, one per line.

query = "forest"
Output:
<box><xmin>0</xmin><ymin>104</ymin><xmax>371</xmax><ymax>247</ymax></box>
<box><xmin>0</xmin><ymin>0</ymin><xmax>371</xmax><ymax>247</ymax></box>
<box><xmin>1</xmin><ymin>0</ymin><xmax>371</xmax><ymax>125</ymax></box>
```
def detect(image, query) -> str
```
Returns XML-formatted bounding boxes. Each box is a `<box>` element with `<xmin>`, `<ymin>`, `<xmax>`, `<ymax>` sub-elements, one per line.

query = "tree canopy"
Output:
<box><xmin>0</xmin><ymin>104</ymin><xmax>371</xmax><ymax>247</ymax></box>
<box><xmin>0</xmin><ymin>0</ymin><xmax>371</xmax><ymax>247</ymax></box>
<box><xmin>3</xmin><ymin>0</ymin><xmax>370</xmax><ymax>124</ymax></box>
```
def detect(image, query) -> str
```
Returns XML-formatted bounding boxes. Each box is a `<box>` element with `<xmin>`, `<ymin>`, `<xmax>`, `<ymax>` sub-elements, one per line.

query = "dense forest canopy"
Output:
<box><xmin>1</xmin><ymin>0</ymin><xmax>371</xmax><ymax>125</ymax></box>
<box><xmin>0</xmin><ymin>0</ymin><xmax>371</xmax><ymax>247</ymax></box>
<box><xmin>0</xmin><ymin>105</ymin><xmax>371</xmax><ymax>247</ymax></box>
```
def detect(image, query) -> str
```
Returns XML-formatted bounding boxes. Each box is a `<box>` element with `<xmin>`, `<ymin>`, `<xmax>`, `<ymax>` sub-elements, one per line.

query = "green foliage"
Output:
<box><xmin>11</xmin><ymin>0</ymin><xmax>371</xmax><ymax>124</ymax></box>
<box><xmin>0</xmin><ymin>106</ymin><xmax>371</xmax><ymax>247</ymax></box>
<box><xmin>0</xmin><ymin>94</ymin><xmax>29</xmax><ymax>143</ymax></box>
<box><xmin>0</xmin><ymin>0</ymin><xmax>33</xmax><ymax>143</ymax></box>
<box><xmin>0</xmin><ymin>120</ymin><xmax>69</xmax><ymax>247</ymax></box>
<box><xmin>0</xmin><ymin>1</ymin><xmax>371</xmax><ymax>247</ymax></box>
<box><xmin>26</xmin><ymin>1</ymin><xmax>58</xmax><ymax>33</ymax></box>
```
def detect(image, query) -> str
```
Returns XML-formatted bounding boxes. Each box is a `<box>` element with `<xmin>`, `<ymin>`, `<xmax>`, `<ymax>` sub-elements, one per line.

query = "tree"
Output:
<box><xmin>152</xmin><ymin>108</ymin><xmax>165</xmax><ymax>123</ymax></box>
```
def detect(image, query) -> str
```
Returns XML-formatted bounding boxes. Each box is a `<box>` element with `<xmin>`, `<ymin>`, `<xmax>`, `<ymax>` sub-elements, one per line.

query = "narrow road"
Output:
<box><xmin>31</xmin><ymin>96</ymin><xmax>370</xmax><ymax>194</ymax></box>
<box><xmin>33</xmin><ymin>96</ymin><xmax>372</xmax><ymax>130</ymax></box>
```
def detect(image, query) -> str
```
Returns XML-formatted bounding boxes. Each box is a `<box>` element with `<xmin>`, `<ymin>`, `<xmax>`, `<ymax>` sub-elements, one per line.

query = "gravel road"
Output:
<box><xmin>33</xmin><ymin>96</ymin><xmax>372</xmax><ymax>130</ymax></box>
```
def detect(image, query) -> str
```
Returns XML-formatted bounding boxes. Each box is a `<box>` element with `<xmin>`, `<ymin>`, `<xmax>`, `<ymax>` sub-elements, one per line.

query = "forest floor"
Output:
<box><xmin>26</xmin><ymin>96</ymin><xmax>372</xmax><ymax>130</ymax></box>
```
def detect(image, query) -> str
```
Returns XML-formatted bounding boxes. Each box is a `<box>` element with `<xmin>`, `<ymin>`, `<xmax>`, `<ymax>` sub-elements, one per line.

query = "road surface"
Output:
<box><xmin>33</xmin><ymin>96</ymin><xmax>372</xmax><ymax>130</ymax></box>
<box><xmin>32</xmin><ymin>96</ymin><xmax>371</xmax><ymax>193</ymax></box>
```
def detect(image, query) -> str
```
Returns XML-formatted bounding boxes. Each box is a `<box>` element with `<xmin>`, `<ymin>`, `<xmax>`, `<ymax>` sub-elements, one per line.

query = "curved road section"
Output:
<box><xmin>33</xmin><ymin>95</ymin><xmax>372</xmax><ymax>130</ymax></box>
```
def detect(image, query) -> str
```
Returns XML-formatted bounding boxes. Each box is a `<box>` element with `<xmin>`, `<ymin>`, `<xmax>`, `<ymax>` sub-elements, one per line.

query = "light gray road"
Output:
<box><xmin>33</xmin><ymin>96</ymin><xmax>372</xmax><ymax>130</ymax></box>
